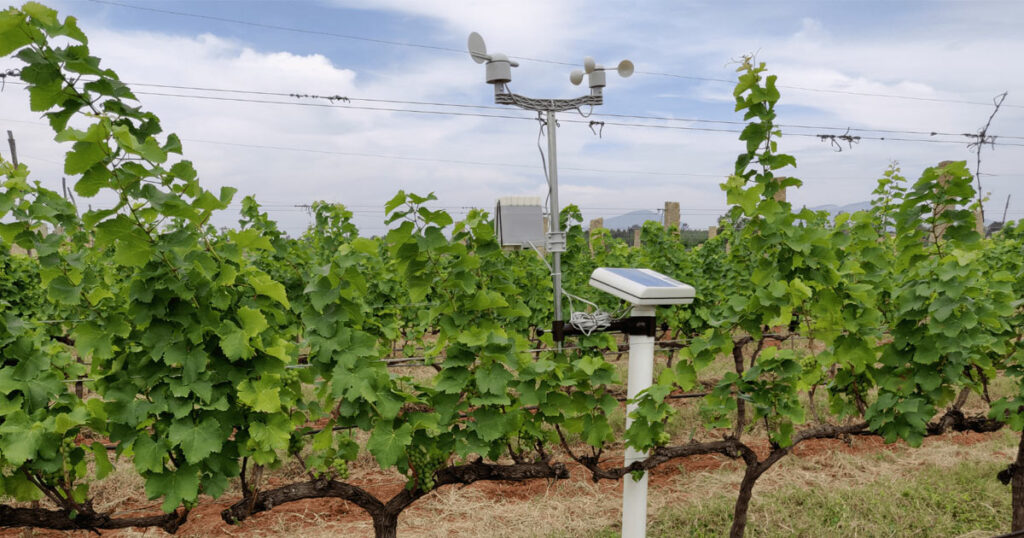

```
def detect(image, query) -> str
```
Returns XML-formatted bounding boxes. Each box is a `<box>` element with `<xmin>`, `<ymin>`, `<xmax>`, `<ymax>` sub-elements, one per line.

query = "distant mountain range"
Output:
<box><xmin>592</xmin><ymin>200</ymin><xmax>995</xmax><ymax>231</ymax></box>
<box><xmin>594</xmin><ymin>203</ymin><xmax>875</xmax><ymax>231</ymax></box>
<box><xmin>808</xmin><ymin>201</ymin><xmax>873</xmax><ymax>217</ymax></box>
<box><xmin>598</xmin><ymin>210</ymin><xmax>662</xmax><ymax>230</ymax></box>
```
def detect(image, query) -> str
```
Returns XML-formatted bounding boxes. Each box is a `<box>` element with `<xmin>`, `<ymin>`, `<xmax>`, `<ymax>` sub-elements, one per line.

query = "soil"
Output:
<box><xmin>1</xmin><ymin>429</ymin><xmax>1004</xmax><ymax>538</ymax></box>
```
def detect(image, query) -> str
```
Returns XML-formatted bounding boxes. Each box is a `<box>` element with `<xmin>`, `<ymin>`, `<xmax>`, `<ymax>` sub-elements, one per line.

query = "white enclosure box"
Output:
<box><xmin>589</xmin><ymin>267</ymin><xmax>696</xmax><ymax>305</ymax></box>
<box><xmin>495</xmin><ymin>196</ymin><xmax>544</xmax><ymax>249</ymax></box>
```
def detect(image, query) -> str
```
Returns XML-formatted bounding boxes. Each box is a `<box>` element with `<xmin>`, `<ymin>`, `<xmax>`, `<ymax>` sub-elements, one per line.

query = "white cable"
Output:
<box><xmin>533</xmin><ymin>111</ymin><xmax>552</xmax><ymax>212</ymax></box>
<box><xmin>525</xmin><ymin>240</ymin><xmax>552</xmax><ymax>272</ymax></box>
<box><xmin>563</xmin><ymin>291</ymin><xmax>614</xmax><ymax>336</ymax></box>
<box><xmin>525</xmin><ymin>241</ymin><xmax>615</xmax><ymax>336</ymax></box>
<box><xmin>569</xmin><ymin>309</ymin><xmax>613</xmax><ymax>336</ymax></box>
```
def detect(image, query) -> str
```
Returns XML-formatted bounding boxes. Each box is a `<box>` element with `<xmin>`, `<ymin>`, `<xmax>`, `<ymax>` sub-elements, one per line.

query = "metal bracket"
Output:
<box><xmin>613</xmin><ymin>316</ymin><xmax>657</xmax><ymax>337</ymax></box>
<box><xmin>495</xmin><ymin>92</ymin><xmax>603</xmax><ymax>112</ymax></box>
<box><xmin>546</xmin><ymin>231</ymin><xmax>566</xmax><ymax>253</ymax></box>
<box><xmin>546</xmin><ymin>316</ymin><xmax>656</xmax><ymax>342</ymax></box>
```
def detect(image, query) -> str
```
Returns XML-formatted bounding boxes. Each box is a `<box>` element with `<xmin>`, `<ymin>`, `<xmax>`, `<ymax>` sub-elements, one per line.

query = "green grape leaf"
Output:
<box><xmin>91</xmin><ymin>442</ymin><xmax>114</xmax><ymax>479</ymax></box>
<box><xmin>248</xmin><ymin>413</ymin><xmax>292</xmax><ymax>457</ymax></box>
<box><xmin>64</xmin><ymin>142</ymin><xmax>107</xmax><ymax>175</ymax></box>
<box><xmin>74</xmin><ymin>322</ymin><xmax>114</xmax><ymax>359</ymax></box>
<box><xmin>22</xmin><ymin>2</ymin><xmax>58</xmax><ymax>26</ymax></box>
<box><xmin>237</xmin><ymin>306</ymin><xmax>268</xmax><ymax>338</ymax></box>
<box><xmin>471</xmin><ymin>408</ymin><xmax>506</xmax><ymax>442</ymax></box>
<box><xmin>217</xmin><ymin>321</ymin><xmax>252</xmax><ymax>360</ymax></box>
<box><xmin>0</xmin><ymin>19</ymin><xmax>33</xmax><ymax>57</ymax></box>
<box><xmin>46</xmin><ymin>275</ymin><xmax>81</xmax><ymax>304</ymax></box>
<box><xmin>168</xmin><ymin>417</ymin><xmax>223</xmax><ymax>464</ymax></box>
<box><xmin>474</xmin><ymin>364</ymin><xmax>512</xmax><ymax>395</ymax></box>
<box><xmin>367</xmin><ymin>420</ymin><xmax>412</xmax><ymax>468</ymax></box>
<box><xmin>238</xmin><ymin>376</ymin><xmax>281</xmax><ymax>413</ymax></box>
<box><xmin>0</xmin><ymin>425</ymin><xmax>42</xmax><ymax>466</ymax></box>
<box><xmin>145</xmin><ymin>465</ymin><xmax>200</xmax><ymax>513</ymax></box>
<box><xmin>229</xmin><ymin>228</ymin><xmax>274</xmax><ymax>252</ymax></box>
<box><xmin>248</xmin><ymin>272</ymin><xmax>290</xmax><ymax>308</ymax></box>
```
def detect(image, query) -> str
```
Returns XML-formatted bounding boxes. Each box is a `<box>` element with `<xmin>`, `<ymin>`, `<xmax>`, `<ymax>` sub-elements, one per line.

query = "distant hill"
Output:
<box><xmin>808</xmin><ymin>200</ymin><xmax>998</xmax><ymax>223</ymax></box>
<box><xmin>808</xmin><ymin>201</ymin><xmax>872</xmax><ymax>217</ymax></box>
<box><xmin>591</xmin><ymin>201</ymin><xmax>1001</xmax><ymax>234</ymax></box>
<box><xmin>600</xmin><ymin>204</ymin><xmax>875</xmax><ymax>230</ymax></box>
<box><xmin>598</xmin><ymin>210</ymin><xmax>662</xmax><ymax>230</ymax></box>
<box><xmin>599</xmin><ymin>204</ymin><xmax>873</xmax><ymax>230</ymax></box>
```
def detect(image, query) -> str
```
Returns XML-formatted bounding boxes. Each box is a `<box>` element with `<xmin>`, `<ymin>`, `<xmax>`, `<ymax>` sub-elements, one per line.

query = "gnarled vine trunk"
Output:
<box><xmin>1012</xmin><ymin>433</ymin><xmax>1024</xmax><ymax>531</ymax></box>
<box><xmin>371</xmin><ymin>511</ymin><xmax>399</xmax><ymax>538</ymax></box>
<box><xmin>729</xmin><ymin>466</ymin><xmax>762</xmax><ymax>538</ymax></box>
<box><xmin>221</xmin><ymin>461</ymin><xmax>569</xmax><ymax>537</ymax></box>
<box><xmin>0</xmin><ymin>505</ymin><xmax>188</xmax><ymax>533</ymax></box>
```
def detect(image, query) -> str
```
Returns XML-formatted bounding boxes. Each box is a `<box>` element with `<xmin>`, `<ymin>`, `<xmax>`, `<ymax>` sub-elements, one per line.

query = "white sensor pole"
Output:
<box><xmin>586</xmin><ymin>268</ymin><xmax>696</xmax><ymax>538</ymax></box>
<box><xmin>622</xmin><ymin>305</ymin><xmax>655</xmax><ymax>538</ymax></box>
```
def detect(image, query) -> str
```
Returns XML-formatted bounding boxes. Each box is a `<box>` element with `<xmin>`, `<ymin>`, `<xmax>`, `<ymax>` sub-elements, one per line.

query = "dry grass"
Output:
<box><xmin>12</xmin><ymin>414</ymin><xmax>1017</xmax><ymax>538</ymax></box>
<box><xmin>644</xmin><ymin>433</ymin><xmax>1016</xmax><ymax>537</ymax></box>
<box><xmin>88</xmin><ymin>457</ymin><xmax>147</xmax><ymax>513</ymax></box>
<box><xmin>137</xmin><ymin>429</ymin><xmax>1011</xmax><ymax>538</ymax></box>
<box><xmin>386</xmin><ymin>429</ymin><xmax>1018</xmax><ymax>538</ymax></box>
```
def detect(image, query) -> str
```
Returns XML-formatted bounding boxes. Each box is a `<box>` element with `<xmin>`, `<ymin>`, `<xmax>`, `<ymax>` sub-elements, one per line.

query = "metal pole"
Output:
<box><xmin>622</xmin><ymin>304</ymin><xmax>655</xmax><ymax>538</ymax></box>
<box><xmin>7</xmin><ymin>130</ymin><xmax>18</xmax><ymax>167</ymax></box>
<box><xmin>546</xmin><ymin>109</ymin><xmax>563</xmax><ymax>324</ymax></box>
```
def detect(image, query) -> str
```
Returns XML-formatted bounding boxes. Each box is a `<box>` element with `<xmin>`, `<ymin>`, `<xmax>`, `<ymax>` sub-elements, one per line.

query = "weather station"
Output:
<box><xmin>469</xmin><ymin>34</ymin><xmax>697</xmax><ymax>538</ymax></box>
<box><xmin>468</xmin><ymin>31</ymin><xmax>632</xmax><ymax>338</ymax></box>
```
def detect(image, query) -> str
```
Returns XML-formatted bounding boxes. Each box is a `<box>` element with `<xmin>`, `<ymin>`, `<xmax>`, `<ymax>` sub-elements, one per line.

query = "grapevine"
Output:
<box><xmin>1</xmin><ymin>4</ymin><xmax>1022</xmax><ymax>537</ymax></box>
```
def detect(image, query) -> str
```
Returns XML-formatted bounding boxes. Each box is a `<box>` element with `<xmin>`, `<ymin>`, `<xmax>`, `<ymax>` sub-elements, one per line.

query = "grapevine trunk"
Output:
<box><xmin>372</xmin><ymin>512</ymin><xmax>400</xmax><ymax>538</ymax></box>
<box><xmin>1013</xmin><ymin>433</ymin><xmax>1024</xmax><ymax>531</ymax></box>
<box><xmin>729</xmin><ymin>466</ymin><xmax>760</xmax><ymax>538</ymax></box>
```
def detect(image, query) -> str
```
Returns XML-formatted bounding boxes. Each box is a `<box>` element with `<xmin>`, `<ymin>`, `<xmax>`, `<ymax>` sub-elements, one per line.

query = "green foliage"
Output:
<box><xmin>3</xmin><ymin>4</ymin><xmax>1023</xmax><ymax>535</ymax></box>
<box><xmin>986</xmin><ymin>221</ymin><xmax>1024</xmax><ymax>430</ymax></box>
<box><xmin>623</xmin><ymin>54</ymin><xmax>1017</xmax><ymax>460</ymax></box>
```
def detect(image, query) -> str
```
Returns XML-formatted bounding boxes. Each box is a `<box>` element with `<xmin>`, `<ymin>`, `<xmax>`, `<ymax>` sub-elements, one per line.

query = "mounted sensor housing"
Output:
<box><xmin>589</xmin><ymin>267</ymin><xmax>695</xmax><ymax>305</ymax></box>
<box><xmin>494</xmin><ymin>196</ymin><xmax>544</xmax><ymax>249</ymax></box>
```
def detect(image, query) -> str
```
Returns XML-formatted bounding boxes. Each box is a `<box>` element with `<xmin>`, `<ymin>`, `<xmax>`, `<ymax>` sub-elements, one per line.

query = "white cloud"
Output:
<box><xmin>327</xmin><ymin>0</ymin><xmax>592</xmax><ymax>58</ymax></box>
<box><xmin>5</xmin><ymin>1</ymin><xmax>1024</xmax><ymax>237</ymax></box>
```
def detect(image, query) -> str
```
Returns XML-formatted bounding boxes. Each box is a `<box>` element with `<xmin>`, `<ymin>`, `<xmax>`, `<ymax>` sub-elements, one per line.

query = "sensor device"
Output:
<box><xmin>589</xmin><ymin>267</ymin><xmax>695</xmax><ymax>306</ymax></box>
<box><xmin>494</xmin><ymin>196</ymin><xmax>544</xmax><ymax>249</ymax></box>
<box><xmin>586</xmin><ymin>266</ymin><xmax>696</xmax><ymax>538</ymax></box>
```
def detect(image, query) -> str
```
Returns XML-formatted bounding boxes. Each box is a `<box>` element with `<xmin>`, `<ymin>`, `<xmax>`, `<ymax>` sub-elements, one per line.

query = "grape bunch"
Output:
<box><xmin>331</xmin><ymin>457</ymin><xmax>349</xmax><ymax>480</ymax></box>
<box><xmin>287</xmin><ymin>433</ymin><xmax>304</xmax><ymax>456</ymax></box>
<box><xmin>406</xmin><ymin>447</ymin><xmax>448</xmax><ymax>492</ymax></box>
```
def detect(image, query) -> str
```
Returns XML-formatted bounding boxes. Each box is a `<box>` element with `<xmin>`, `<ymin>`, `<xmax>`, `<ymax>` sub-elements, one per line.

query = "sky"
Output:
<box><xmin>2</xmin><ymin>0</ymin><xmax>1023</xmax><ymax>236</ymax></box>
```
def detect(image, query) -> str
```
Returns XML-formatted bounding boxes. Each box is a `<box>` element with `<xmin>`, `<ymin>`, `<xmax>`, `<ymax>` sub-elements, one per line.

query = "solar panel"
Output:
<box><xmin>589</xmin><ymin>267</ymin><xmax>695</xmax><ymax>305</ymax></box>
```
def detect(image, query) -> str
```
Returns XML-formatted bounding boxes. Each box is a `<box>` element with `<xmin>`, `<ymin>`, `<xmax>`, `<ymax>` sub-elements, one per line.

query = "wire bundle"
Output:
<box><xmin>568</xmin><ymin>308</ymin><xmax>613</xmax><ymax>336</ymax></box>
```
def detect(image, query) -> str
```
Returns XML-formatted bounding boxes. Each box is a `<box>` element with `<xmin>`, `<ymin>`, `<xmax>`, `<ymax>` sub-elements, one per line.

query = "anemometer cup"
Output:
<box><xmin>617</xmin><ymin>59</ymin><xmax>634</xmax><ymax>78</ymax></box>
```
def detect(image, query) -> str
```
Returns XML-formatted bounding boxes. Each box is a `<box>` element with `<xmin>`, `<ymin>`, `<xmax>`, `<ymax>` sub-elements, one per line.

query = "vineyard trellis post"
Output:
<box><xmin>664</xmin><ymin>201</ymin><xmax>680</xmax><ymax>229</ymax></box>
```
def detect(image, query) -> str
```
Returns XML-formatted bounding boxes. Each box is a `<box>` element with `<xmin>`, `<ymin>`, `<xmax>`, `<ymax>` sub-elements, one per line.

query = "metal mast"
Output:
<box><xmin>468</xmin><ymin>32</ymin><xmax>632</xmax><ymax>339</ymax></box>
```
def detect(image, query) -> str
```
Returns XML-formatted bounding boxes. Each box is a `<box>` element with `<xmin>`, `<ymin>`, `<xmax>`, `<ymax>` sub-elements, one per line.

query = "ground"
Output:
<box><xmin>3</xmin><ymin>345</ymin><xmax>1017</xmax><ymax>537</ymax></box>
<box><xmin>3</xmin><ymin>428</ymin><xmax>1015</xmax><ymax>537</ymax></box>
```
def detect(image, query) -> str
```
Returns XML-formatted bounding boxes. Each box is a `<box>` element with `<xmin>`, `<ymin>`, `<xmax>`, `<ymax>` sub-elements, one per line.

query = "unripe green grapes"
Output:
<box><xmin>405</xmin><ymin>447</ymin><xmax>448</xmax><ymax>492</ymax></box>
<box><xmin>331</xmin><ymin>458</ymin><xmax>349</xmax><ymax>480</ymax></box>
<box><xmin>287</xmin><ymin>433</ymin><xmax>304</xmax><ymax>455</ymax></box>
